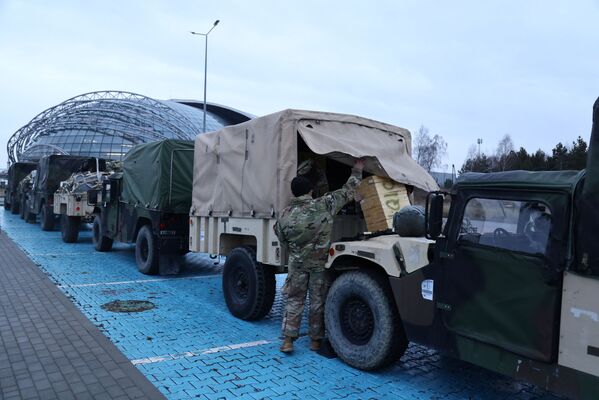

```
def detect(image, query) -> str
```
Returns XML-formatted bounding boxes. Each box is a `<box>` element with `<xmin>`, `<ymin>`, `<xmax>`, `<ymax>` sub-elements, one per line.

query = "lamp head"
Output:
<box><xmin>214</xmin><ymin>20</ymin><xmax>220</xmax><ymax>26</ymax></box>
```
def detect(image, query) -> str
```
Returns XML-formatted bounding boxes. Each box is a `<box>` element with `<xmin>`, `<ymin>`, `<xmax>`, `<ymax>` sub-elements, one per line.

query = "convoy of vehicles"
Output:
<box><xmin>3</xmin><ymin>102</ymin><xmax>599</xmax><ymax>399</ymax></box>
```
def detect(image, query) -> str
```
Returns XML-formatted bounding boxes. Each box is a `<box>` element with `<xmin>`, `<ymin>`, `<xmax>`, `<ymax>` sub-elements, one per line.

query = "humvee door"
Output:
<box><xmin>439</xmin><ymin>190</ymin><xmax>569</xmax><ymax>362</ymax></box>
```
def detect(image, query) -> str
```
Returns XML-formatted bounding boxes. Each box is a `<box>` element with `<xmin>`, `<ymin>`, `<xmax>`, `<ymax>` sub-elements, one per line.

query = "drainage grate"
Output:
<box><xmin>101</xmin><ymin>300</ymin><xmax>155</xmax><ymax>313</ymax></box>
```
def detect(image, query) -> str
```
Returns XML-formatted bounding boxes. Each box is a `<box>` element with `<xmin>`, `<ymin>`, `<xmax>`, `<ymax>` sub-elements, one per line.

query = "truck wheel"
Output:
<box><xmin>40</xmin><ymin>205</ymin><xmax>55</xmax><ymax>231</ymax></box>
<box><xmin>19</xmin><ymin>198</ymin><xmax>26</xmax><ymax>219</ymax></box>
<box><xmin>135</xmin><ymin>225</ymin><xmax>159</xmax><ymax>275</ymax></box>
<box><xmin>325</xmin><ymin>270</ymin><xmax>408</xmax><ymax>370</ymax></box>
<box><xmin>222</xmin><ymin>246</ymin><xmax>276</xmax><ymax>320</ymax></box>
<box><xmin>24</xmin><ymin>200</ymin><xmax>35</xmax><ymax>223</ymax></box>
<box><xmin>61</xmin><ymin>215</ymin><xmax>80</xmax><ymax>243</ymax></box>
<box><xmin>10</xmin><ymin>200</ymin><xmax>19</xmax><ymax>214</ymax></box>
<box><xmin>92</xmin><ymin>215</ymin><xmax>113</xmax><ymax>251</ymax></box>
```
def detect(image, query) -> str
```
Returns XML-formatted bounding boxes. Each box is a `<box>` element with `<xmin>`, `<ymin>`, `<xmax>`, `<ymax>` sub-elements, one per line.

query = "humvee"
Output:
<box><xmin>22</xmin><ymin>155</ymin><xmax>103</xmax><ymax>230</ymax></box>
<box><xmin>188</xmin><ymin>109</ymin><xmax>437</xmax><ymax>320</ymax></box>
<box><xmin>323</xmin><ymin>99</ymin><xmax>599</xmax><ymax>399</ymax></box>
<box><xmin>92</xmin><ymin>140</ymin><xmax>194</xmax><ymax>274</ymax></box>
<box><xmin>3</xmin><ymin>162</ymin><xmax>36</xmax><ymax>214</ymax></box>
<box><xmin>53</xmin><ymin>159</ymin><xmax>111</xmax><ymax>243</ymax></box>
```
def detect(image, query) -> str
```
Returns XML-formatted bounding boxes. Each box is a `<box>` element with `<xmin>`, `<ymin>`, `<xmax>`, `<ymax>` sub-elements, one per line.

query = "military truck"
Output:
<box><xmin>92</xmin><ymin>140</ymin><xmax>194</xmax><ymax>275</ymax></box>
<box><xmin>321</xmin><ymin>98</ymin><xmax>599</xmax><ymax>399</ymax></box>
<box><xmin>3</xmin><ymin>162</ymin><xmax>36</xmax><ymax>214</ymax></box>
<box><xmin>21</xmin><ymin>155</ymin><xmax>103</xmax><ymax>230</ymax></box>
<box><xmin>188</xmin><ymin>109</ymin><xmax>438</xmax><ymax>320</ymax></box>
<box><xmin>53</xmin><ymin>160</ymin><xmax>114</xmax><ymax>243</ymax></box>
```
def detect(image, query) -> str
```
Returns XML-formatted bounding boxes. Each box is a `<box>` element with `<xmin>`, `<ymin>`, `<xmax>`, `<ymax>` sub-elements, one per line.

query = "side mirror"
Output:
<box><xmin>426</xmin><ymin>192</ymin><xmax>445</xmax><ymax>240</ymax></box>
<box><xmin>102</xmin><ymin>181</ymin><xmax>111</xmax><ymax>203</ymax></box>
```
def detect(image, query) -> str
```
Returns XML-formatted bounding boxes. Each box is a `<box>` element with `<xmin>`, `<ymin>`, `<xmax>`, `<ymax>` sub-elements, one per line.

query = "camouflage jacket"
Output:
<box><xmin>274</xmin><ymin>169</ymin><xmax>361</xmax><ymax>269</ymax></box>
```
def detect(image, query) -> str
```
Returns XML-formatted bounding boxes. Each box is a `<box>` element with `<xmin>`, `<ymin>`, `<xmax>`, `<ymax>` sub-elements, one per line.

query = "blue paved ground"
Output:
<box><xmin>0</xmin><ymin>209</ymin><xmax>564</xmax><ymax>400</ymax></box>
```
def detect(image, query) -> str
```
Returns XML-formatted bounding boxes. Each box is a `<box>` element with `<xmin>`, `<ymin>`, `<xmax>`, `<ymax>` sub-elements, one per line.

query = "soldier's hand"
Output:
<box><xmin>354</xmin><ymin>158</ymin><xmax>365</xmax><ymax>171</ymax></box>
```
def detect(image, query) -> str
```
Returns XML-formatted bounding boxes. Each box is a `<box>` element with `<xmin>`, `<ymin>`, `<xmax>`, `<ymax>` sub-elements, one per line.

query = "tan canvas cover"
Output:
<box><xmin>191</xmin><ymin>109</ymin><xmax>438</xmax><ymax>218</ymax></box>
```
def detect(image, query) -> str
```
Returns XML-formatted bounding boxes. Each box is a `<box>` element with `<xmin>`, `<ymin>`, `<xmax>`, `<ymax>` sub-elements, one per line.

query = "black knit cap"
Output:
<box><xmin>291</xmin><ymin>176</ymin><xmax>313</xmax><ymax>197</ymax></box>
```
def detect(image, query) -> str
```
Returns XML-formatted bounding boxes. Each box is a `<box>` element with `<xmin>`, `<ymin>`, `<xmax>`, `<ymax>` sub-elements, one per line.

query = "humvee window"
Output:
<box><xmin>458</xmin><ymin>198</ymin><xmax>552</xmax><ymax>255</ymax></box>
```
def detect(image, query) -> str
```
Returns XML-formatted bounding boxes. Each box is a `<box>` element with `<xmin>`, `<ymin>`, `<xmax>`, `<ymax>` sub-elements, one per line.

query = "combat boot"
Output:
<box><xmin>280</xmin><ymin>336</ymin><xmax>294</xmax><ymax>353</ymax></box>
<box><xmin>310</xmin><ymin>338</ymin><xmax>321</xmax><ymax>351</ymax></box>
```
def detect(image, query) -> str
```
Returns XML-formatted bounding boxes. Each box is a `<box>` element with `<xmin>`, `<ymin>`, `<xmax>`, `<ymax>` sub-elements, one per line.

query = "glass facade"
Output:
<box><xmin>7</xmin><ymin>91</ymin><xmax>251</xmax><ymax>164</ymax></box>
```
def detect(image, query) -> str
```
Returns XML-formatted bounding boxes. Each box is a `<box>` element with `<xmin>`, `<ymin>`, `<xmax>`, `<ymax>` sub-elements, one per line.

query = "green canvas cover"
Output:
<box><xmin>37</xmin><ymin>155</ymin><xmax>105</xmax><ymax>194</ymax></box>
<box><xmin>121</xmin><ymin>139</ymin><xmax>194</xmax><ymax>213</ymax></box>
<box><xmin>7</xmin><ymin>162</ymin><xmax>36</xmax><ymax>194</ymax></box>
<box><xmin>457</xmin><ymin>170</ymin><xmax>585</xmax><ymax>192</ymax></box>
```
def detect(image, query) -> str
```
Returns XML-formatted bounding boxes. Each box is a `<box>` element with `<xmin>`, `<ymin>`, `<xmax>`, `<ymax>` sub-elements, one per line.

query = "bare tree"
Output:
<box><xmin>413</xmin><ymin>125</ymin><xmax>448</xmax><ymax>172</ymax></box>
<box><xmin>495</xmin><ymin>134</ymin><xmax>515</xmax><ymax>171</ymax></box>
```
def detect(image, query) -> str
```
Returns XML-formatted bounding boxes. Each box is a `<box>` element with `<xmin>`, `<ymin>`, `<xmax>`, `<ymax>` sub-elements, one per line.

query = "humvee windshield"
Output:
<box><xmin>459</xmin><ymin>198</ymin><xmax>552</xmax><ymax>255</ymax></box>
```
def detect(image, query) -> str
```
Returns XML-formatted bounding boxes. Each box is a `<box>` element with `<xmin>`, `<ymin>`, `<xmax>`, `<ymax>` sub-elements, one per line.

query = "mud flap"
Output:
<box><xmin>159</xmin><ymin>253</ymin><xmax>182</xmax><ymax>275</ymax></box>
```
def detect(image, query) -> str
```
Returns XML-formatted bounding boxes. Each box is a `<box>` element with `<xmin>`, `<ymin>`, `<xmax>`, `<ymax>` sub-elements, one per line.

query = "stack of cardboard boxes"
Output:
<box><xmin>357</xmin><ymin>176</ymin><xmax>410</xmax><ymax>232</ymax></box>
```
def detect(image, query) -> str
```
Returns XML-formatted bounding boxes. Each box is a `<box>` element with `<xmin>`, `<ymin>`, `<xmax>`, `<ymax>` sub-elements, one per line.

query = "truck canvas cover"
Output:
<box><xmin>191</xmin><ymin>109</ymin><xmax>438</xmax><ymax>218</ymax></box>
<box><xmin>121</xmin><ymin>139</ymin><xmax>194</xmax><ymax>213</ymax></box>
<box><xmin>37</xmin><ymin>155</ymin><xmax>105</xmax><ymax>194</ymax></box>
<box><xmin>7</xmin><ymin>162</ymin><xmax>36</xmax><ymax>193</ymax></box>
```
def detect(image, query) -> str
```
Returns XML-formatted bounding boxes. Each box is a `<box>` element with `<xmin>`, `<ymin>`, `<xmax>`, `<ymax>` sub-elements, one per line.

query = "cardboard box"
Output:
<box><xmin>357</xmin><ymin>176</ymin><xmax>411</xmax><ymax>232</ymax></box>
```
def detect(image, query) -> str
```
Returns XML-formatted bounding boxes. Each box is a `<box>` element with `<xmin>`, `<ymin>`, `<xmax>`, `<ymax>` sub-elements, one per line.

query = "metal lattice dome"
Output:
<box><xmin>7</xmin><ymin>91</ymin><xmax>252</xmax><ymax>164</ymax></box>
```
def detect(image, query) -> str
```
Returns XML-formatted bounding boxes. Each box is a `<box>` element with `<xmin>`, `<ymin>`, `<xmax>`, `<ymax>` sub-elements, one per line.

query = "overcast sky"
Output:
<box><xmin>1</xmin><ymin>0</ymin><xmax>598</xmax><ymax>171</ymax></box>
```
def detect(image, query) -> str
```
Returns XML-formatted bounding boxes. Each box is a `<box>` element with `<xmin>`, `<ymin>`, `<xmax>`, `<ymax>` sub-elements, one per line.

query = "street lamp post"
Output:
<box><xmin>191</xmin><ymin>19</ymin><xmax>220</xmax><ymax>133</ymax></box>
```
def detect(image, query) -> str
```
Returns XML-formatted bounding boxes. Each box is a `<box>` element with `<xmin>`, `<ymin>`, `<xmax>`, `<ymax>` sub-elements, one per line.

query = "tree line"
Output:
<box><xmin>459</xmin><ymin>134</ymin><xmax>588</xmax><ymax>174</ymax></box>
<box><xmin>413</xmin><ymin>125</ymin><xmax>588</xmax><ymax>177</ymax></box>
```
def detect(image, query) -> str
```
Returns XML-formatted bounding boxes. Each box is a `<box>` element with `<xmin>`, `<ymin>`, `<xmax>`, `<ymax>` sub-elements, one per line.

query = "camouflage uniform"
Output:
<box><xmin>274</xmin><ymin>169</ymin><xmax>361</xmax><ymax>339</ymax></box>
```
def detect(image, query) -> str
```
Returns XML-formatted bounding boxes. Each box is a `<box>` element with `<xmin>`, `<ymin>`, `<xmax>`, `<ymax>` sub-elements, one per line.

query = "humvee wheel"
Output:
<box><xmin>19</xmin><ymin>198</ymin><xmax>26</xmax><ymax>219</ymax></box>
<box><xmin>61</xmin><ymin>215</ymin><xmax>80</xmax><ymax>243</ymax></box>
<box><xmin>10</xmin><ymin>200</ymin><xmax>19</xmax><ymax>214</ymax></box>
<box><xmin>92</xmin><ymin>215</ymin><xmax>113</xmax><ymax>251</ymax></box>
<box><xmin>222</xmin><ymin>246</ymin><xmax>275</xmax><ymax>320</ymax></box>
<box><xmin>135</xmin><ymin>225</ymin><xmax>159</xmax><ymax>275</ymax></box>
<box><xmin>325</xmin><ymin>270</ymin><xmax>408</xmax><ymax>370</ymax></box>
<box><xmin>24</xmin><ymin>200</ymin><xmax>36</xmax><ymax>223</ymax></box>
<box><xmin>40</xmin><ymin>205</ymin><xmax>55</xmax><ymax>231</ymax></box>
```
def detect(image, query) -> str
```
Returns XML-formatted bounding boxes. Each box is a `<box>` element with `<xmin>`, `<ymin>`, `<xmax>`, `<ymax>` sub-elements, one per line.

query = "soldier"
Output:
<box><xmin>275</xmin><ymin>158</ymin><xmax>364</xmax><ymax>353</ymax></box>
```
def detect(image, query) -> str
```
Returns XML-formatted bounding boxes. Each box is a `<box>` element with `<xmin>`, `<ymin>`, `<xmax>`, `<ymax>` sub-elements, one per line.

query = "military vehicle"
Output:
<box><xmin>188</xmin><ymin>109</ymin><xmax>437</xmax><ymax>320</ymax></box>
<box><xmin>53</xmin><ymin>160</ymin><xmax>114</xmax><ymax>243</ymax></box>
<box><xmin>92</xmin><ymin>140</ymin><xmax>194</xmax><ymax>274</ymax></box>
<box><xmin>21</xmin><ymin>155</ymin><xmax>102</xmax><ymax>230</ymax></box>
<box><xmin>3</xmin><ymin>162</ymin><xmax>36</xmax><ymax>214</ymax></box>
<box><xmin>321</xmin><ymin>98</ymin><xmax>599</xmax><ymax>400</ymax></box>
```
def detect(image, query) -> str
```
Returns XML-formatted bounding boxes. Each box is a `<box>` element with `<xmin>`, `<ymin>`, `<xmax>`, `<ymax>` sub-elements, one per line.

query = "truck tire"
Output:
<box><xmin>10</xmin><ymin>200</ymin><xmax>19</xmax><ymax>214</ymax></box>
<box><xmin>222</xmin><ymin>246</ymin><xmax>276</xmax><ymax>320</ymax></box>
<box><xmin>61</xmin><ymin>215</ymin><xmax>80</xmax><ymax>243</ymax></box>
<box><xmin>24</xmin><ymin>200</ymin><xmax>35</xmax><ymax>223</ymax></box>
<box><xmin>135</xmin><ymin>225</ymin><xmax>159</xmax><ymax>275</ymax></box>
<box><xmin>92</xmin><ymin>215</ymin><xmax>113</xmax><ymax>251</ymax></box>
<box><xmin>40</xmin><ymin>204</ymin><xmax>55</xmax><ymax>231</ymax></box>
<box><xmin>19</xmin><ymin>197</ymin><xmax>26</xmax><ymax>219</ymax></box>
<box><xmin>325</xmin><ymin>270</ymin><xmax>408</xmax><ymax>370</ymax></box>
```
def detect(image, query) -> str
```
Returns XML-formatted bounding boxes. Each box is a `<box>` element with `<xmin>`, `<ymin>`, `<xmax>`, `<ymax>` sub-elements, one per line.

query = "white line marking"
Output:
<box><xmin>58</xmin><ymin>275</ymin><xmax>219</xmax><ymax>288</ymax></box>
<box><xmin>131</xmin><ymin>340</ymin><xmax>272</xmax><ymax>365</ymax></box>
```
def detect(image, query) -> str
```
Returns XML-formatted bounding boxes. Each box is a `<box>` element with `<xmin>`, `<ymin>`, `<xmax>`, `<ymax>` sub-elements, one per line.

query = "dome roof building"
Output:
<box><xmin>7</xmin><ymin>91</ymin><xmax>252</xmax><ymax>164</ymax></box>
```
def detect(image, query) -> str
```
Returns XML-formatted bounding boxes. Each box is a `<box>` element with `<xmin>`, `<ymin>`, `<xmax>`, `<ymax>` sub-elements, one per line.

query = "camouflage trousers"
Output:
<box><xmin>281</xmin><ymin>264</ymin><xmax>329</xmax><ymax>339</ymax></box>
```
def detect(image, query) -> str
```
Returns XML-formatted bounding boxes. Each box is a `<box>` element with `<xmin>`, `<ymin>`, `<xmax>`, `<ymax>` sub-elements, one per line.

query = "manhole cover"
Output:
<box><xmin>101</xmin><ymin>300</ymin><xmax>155</xmax><ymax>313</ymax></box>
